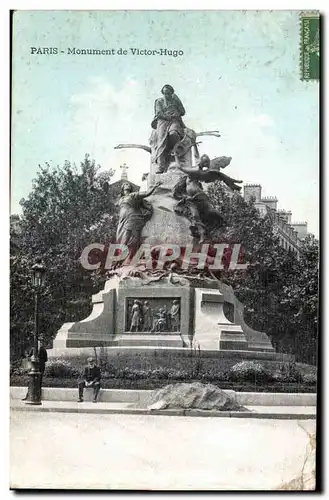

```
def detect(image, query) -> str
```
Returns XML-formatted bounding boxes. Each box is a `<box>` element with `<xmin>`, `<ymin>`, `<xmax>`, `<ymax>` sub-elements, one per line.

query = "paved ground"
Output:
<box><xmin>10</xmin><ymin>399</ymin><xmax>316</xmax><ymax>419</ymax></box>
<box><xmin>10</xmin><ymin>410</ymin><xmax>315</xmax><ymax>490</ymax></box>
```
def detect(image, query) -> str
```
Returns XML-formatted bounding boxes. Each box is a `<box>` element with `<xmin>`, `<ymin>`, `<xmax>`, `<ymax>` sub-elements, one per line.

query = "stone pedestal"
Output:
<box><xmin>52</xmin><ymin>276</ymin><xmax>274</xmax><ymax>356</ymax></box>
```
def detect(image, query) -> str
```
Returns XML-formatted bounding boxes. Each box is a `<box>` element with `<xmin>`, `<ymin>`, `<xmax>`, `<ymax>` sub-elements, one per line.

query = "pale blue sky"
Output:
<box><xmin>11</xmin><ymin>10</ymin><xmax>319</xmax><ymax>234</ymax></box>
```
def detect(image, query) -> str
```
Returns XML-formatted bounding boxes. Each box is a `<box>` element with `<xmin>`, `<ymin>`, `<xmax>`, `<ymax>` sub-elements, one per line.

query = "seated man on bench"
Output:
<box><xmin>78</xmin><ymin>357</ymin><xmax>101</xmax><ymax>403</ymax></box>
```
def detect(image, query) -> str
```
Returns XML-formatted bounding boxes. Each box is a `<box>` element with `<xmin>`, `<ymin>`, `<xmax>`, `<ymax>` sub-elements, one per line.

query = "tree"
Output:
<box><xmin>207</xmin><ymin>182</ymin><xmax>319</xmax><ymax>364</ymax></box>
<box><xmin>279</xmin><ymin>235</ymin><xmax>319</xmax><ymax>364</ymax></box>
<box><xmin>10</xmin><ymin>155</ymin><xmax>116</xmax><ymax>360</ymax></box>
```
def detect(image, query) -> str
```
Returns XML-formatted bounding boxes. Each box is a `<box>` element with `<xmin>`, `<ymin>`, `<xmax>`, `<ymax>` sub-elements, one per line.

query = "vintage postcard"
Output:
<box><xmin>10</xmin><ymin>10</ymin><xmax>319</xmax><ymax>491</ymax></box>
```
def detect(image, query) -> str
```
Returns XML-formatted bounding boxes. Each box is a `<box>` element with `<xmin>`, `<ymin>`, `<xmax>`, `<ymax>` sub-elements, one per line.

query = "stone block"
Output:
<box><xmin>219</xmin><ymin>325</ymin><xmax>249</xmax><ymax>351</ymax></box>
<box><xmin>193</xmin><ymin>288</ymin><xmax>223</xmax><ymax>349</ymax></box>
<box><xmin>194</xmin><ymin>288</ymin><xmax>248</xmax><ymax>351</ymax></box>
<box><xmin>213</xmin><ymin>281</ymin><xmax>275</xmax><ymax>352</ymax></box>
<box><xmin>114</xmin><ymin>334</ymin><xmax>184</xmax><ymax>348</ymax></box>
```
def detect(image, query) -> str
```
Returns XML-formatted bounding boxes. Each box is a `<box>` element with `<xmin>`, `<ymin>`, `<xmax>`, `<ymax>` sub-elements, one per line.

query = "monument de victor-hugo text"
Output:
<box><xmin>49</xmin><ymin>84</ymin><xmax>293</xmax><ymax>368</ymax></box>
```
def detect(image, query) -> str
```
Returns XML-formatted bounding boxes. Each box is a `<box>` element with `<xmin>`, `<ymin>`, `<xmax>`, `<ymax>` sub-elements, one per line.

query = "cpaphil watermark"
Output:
<box><xmin>79</xmin><ymin>243</ymin><xmax>250</xmax><ymax>272</ymax></box>
<box><xmin>300</xmin><ymin>11</ymin><xmax>320</xmax><ymax>81</ymax></box>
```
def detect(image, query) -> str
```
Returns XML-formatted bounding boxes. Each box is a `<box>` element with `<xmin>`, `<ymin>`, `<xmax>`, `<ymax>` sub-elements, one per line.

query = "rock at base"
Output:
<box><xmin>145</xmin><ymin>381</ymin><xmax>246</xmax><ymax>411</ymax></box>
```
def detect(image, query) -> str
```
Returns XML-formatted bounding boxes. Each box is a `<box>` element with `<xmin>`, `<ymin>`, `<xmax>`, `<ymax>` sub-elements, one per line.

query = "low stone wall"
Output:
<box><xmin>10</xmin><ymin>386</ymin><xmax>317</xmax><ymax>406</ymax></box>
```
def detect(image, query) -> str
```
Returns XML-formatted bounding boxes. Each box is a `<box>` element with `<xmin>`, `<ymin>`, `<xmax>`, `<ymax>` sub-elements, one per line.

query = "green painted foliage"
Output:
<box><xmin>207</xmin><ymin>182</ymin><xmax>318</xmax><ymax>364</ymax></box>
<box><xmin>10</xmin><ymin>155</ymin><xmax>116</xmax><ymax>359</ymax></box>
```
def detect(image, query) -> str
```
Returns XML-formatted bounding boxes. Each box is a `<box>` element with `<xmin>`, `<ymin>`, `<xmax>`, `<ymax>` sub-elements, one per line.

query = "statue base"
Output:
<box><xmin>50</xmin><ymin>273</ymin><xmax>291</xmax><ymax>369</ymax></box>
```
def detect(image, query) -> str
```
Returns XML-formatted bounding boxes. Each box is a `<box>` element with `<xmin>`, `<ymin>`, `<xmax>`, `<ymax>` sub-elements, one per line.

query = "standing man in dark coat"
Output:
<box><xmin>78</xmin><ymin>357</ymin><xmax>101</xmax><ymax>403</ymax></box>
<box><xmin>21</xmin><ymin>335</ymin><xmax>48</xmax><ymax>401</ymax></box>
<box><xmin>38</xmin><ymin>336</ymin><xmax>48</xmax><ymax>388</ymax></box>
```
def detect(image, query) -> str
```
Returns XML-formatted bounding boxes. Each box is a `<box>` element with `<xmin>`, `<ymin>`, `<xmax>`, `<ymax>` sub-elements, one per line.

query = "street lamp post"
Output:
<box><xmin>25</xmin><ymin>261</ymin><xmax>46</xmax><ymax>405</ymax></box>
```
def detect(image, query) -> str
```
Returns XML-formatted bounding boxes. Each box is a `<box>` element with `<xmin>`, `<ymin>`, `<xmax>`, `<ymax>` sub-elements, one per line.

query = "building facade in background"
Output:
<box><xmin>243</xmin><ymin>184</ymin><xmax>308</xmax><ymax>256</ymax></box>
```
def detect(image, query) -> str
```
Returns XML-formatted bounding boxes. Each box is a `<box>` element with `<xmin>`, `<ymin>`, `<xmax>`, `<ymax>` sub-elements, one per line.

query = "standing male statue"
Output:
<box><xmin>129</xmin><ymin>300</ymin><xmax>142</xmax><ymax>332</ymax></box>
<box><xmin>170</xmin><ymin>300</ymin><xmax>180</xmax><ymax>332</ymax></box>
<box><xmin>150</xmin><ymin>84</ymin><xmax>186</xmax><ymax>173</ymax></box>
<box><xmin>142</xmin><ymin>300</ymin><xmax>153</xmax><ymax>332</ymax></box>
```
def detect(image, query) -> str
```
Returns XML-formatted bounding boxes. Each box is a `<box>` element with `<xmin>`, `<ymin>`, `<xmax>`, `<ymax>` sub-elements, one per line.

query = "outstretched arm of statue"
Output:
<box><xmin>114</xmin><ymin>144</ymin><xmax>151</xmax><ymax>154</ymax></box>
<box><xmin>196</xmin><ymin>131</ymin><xmax>221</xmax><ymax>138</ymax></box>
<box><xmin>140</xmin><ymin>182</ymin><xmax>162</xmax><ymax>199</ymax></box>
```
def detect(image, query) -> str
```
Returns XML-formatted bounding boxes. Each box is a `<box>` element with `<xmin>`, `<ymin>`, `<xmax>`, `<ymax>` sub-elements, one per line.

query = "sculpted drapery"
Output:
<box><xmin>116</xmin><ymin>182</ymin><xmax>161</xmax><ymax>249</ymax></box>
<box><xmin>150</xmin><ymin>85</ymin><xmax>186</xmax><ymax>173</ymax></box>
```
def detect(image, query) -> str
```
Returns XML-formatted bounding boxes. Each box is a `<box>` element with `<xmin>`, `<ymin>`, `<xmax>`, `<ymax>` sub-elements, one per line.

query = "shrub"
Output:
<box><xmin>271</xmin><ymin>372</ymin><xmax>286</xmax><ymax>383</ymax></box>
<box><xmin>166</xmin><ymin>368</ymin><xmax>190</xmax><ymax>380</ymax></box>
<box><xmin>102</xmin><ymin>366</ymin><xmax>194</xmax><ymax>381</ymax></box>
<box><xmin>302</xmin><ymin>372</ymin><xmax>317</xmax><ymax>385</ymax></box>
<box><xmin>45</xmin><ymin>359</ymin><xmax>80</xmax><ymax>378</ymax></box>
<box><xmin>279</xmin><ymin>362</ymin><xmax>304</xmax><ymax>383</ymax></box>
<box><xmin>198</xmin><ymin>368</ymin><xmax>230</xmax><ymax>382</ymax></box>
<box><xmin>10</xmin><ymin>360</ymin><xmax>29</xmax><ymax>377</ymax></box>
<box><xmin>150</xmin><ymin>368</ymin><xmax>166</xmax><ymax>380</ymax></box>
<box><xmin>229</xmin><ymin>361</ymin><xmax>272</xmax><ymax>383</ymax></box>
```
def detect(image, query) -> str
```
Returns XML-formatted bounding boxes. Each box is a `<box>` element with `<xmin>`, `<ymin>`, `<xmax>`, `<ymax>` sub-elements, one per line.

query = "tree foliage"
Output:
<box><xmin>10</xmin><ymin>155</ymin><xmax>116</xmax><ymax>359</ymax></box>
